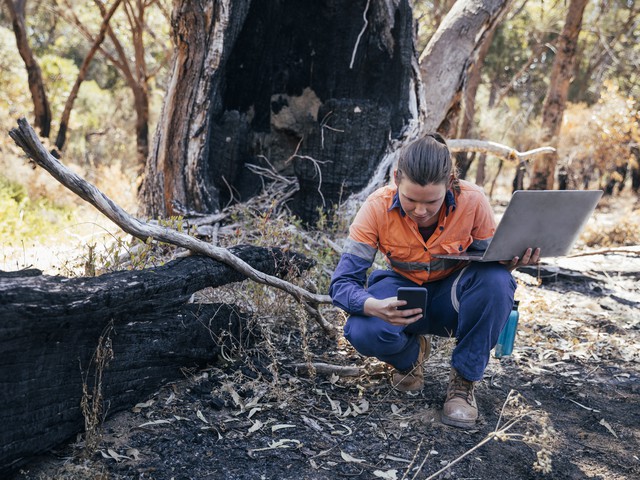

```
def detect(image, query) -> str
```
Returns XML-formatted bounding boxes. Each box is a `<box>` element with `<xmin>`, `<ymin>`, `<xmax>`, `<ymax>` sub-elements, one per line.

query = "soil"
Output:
<box><xmin>10</xmin><ymin>196</ymin><xmax>640</xmax><ymax>480</ymax></box>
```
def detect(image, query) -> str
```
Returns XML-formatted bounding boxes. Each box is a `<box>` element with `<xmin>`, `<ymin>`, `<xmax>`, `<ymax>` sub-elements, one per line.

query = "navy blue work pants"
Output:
<box><xmin>343</xmin><ymin>263</ymin><xmax>517</xmax><ymax>381</ymax></box>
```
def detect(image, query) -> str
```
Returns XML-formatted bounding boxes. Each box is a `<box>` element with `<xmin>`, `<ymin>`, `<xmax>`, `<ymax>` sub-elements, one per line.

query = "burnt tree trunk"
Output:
<box><xmin>0</xmin><ymin>245</ymin><xmax>311</xmax><ymax>474</ymax></box>
<box><xmin>139</xmin><ymin>0</ymin><xmax>421</xmax><ymax>224</ymax></box>
<box><xmin>530</xmin><ymin>0</ymin><xmax>588</xmax><ymax>190</ymax></box>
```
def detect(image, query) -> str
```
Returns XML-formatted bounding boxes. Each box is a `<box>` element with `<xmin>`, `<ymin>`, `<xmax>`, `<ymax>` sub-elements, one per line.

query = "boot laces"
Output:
<box><xmin>448</xmin><ymin>372</ymin><xmax>474</xmax><ymax>404</ymax></box>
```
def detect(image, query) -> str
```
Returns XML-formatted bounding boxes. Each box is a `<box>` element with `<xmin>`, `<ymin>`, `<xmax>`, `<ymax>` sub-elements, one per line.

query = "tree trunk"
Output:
<box><xmin>4</xmin><ymin>0</ymin><xmax>52</xmax><ymax>137</ymax></box>
<box><xmin>54</xmin><ymin>0</ymin><xmax>123</xmax><ymax>151</ymax></box>
<box><xmin>140</xmin><ymin>0</ymin><xmax>423</xmax><ymax>223</ymax></box>
<box><xmin>420</xmin><ymin>0</ymin><xmax>511</xmax><ymax>133</ymax></box>
<box><xmin>452</xmin><ymin>25</ymin><xmax>497</xmax><ymax>179</ymax></box>
<box><xmin>0</xmin><ymin>246</ymin><xmax>311</xmax><ymax>474</ymax></box>
<box><xmin>89</xmin><ymin>0</ymin><xmax>151</xmax><ymax>169</ymax></box>
<box><xmin>530</xmin><ymin>0</ymin><xmax>588</xmax><ymax>190</ymax></box>
<box><xmin>631</xmin><ymin>146</ymin><xmax>640</xmax><ymax>194</ymax></box>
<box><xmin>133</xmin><ymin>81</ymin><xmax>150</xmax><ymax>170</ymax></box>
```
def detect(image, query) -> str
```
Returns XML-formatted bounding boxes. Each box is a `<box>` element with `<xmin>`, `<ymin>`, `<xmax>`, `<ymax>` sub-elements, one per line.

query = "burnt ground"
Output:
<box><xmin>10</xmin><ymin>198</ymin><xmax>640</xmax><ymax>480</ymax></box>
<box><xmin>11</xmin><ymin>255</ymin><xmax>640</xmax><ymax>480</ymax></box>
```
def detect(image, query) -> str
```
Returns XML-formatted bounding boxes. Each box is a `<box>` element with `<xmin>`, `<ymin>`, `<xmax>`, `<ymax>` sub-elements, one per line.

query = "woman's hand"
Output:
<box><xmin>363</xmin><ymin>296</ymin><xmax>423</xmax><ymax>326</ymax></box>
<box><xmin>501</xmin><ymin>247</ymin><xmax>541</xmax><ymax>271</ymax></box>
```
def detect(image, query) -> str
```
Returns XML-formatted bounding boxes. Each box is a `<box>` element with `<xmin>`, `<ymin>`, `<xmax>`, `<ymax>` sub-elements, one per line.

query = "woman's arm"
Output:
<box><xmin>329</xmin><ymin>252</ymin><xmax>374</xmax><ymax>315</ymax></box>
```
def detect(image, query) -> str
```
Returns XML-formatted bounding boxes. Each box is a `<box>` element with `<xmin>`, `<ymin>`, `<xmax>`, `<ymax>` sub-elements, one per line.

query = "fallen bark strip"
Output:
<box><xmin>0</xmin><ymin>246</ymin><xmax>309</xmax><ymax>474</ymax></box>
<box><xmin>9</xmin><ymin>118</ymin><xmax>335</xmax><ymax>333</ymax></box>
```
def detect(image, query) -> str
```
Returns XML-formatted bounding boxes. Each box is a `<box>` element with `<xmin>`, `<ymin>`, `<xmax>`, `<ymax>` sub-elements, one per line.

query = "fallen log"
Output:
<box><xmin>0</xmin><ymin>245</ymin><xmax>312</xmax><ymax>474</ymax></box>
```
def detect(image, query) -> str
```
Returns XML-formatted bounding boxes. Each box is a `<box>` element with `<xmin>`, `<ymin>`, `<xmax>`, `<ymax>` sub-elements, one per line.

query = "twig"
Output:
<box><xmin>567</xmin><ymin>398</ymin><xmax>601</xmax><ymax>412</ymax></box>
<box><xmin>350</xmin><ymin>0</ymin><xmax>371</xmax><ymax>69</ymax></box>
<box><xmin>292</xmin><ymin>154</ymin><xmax>331</xmax><ymax>207</ymax></box>
<box><xmin>495</xmin><ymin>388</ymin><xmax>516</xmax><ymax>431</ymax></box>
<box><xmin>399</xmin><ymin>439</ymin><xmax>424</xmax><ymax>480</ymax></box>
<box><xmin>9</xmin><ymin>118</ymin><xmax>337</xmax><ymax>335</ymax></box>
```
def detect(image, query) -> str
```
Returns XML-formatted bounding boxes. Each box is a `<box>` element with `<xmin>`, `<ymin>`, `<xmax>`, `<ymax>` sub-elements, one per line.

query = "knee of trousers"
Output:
<box><xmin>344</xmin><ymin>317</ymin><xmax>407</xmax><ymax>358</ymax></box>
<box><xmin>464</xmin><ymin>263</ymin><xmax>517</xmax><ymax>295</ymax></box>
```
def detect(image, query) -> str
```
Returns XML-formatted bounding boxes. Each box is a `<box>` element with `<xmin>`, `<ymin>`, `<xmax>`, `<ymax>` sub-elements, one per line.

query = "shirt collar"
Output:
<box><xmin>389</xmin><ymin>190</ymin><xmax>405</xmax><ymax>215</ymax></box>
<box><xmin>389</xmin><ymin>188</ymin><xmax>457</xmax><ymax>216</ymax></box>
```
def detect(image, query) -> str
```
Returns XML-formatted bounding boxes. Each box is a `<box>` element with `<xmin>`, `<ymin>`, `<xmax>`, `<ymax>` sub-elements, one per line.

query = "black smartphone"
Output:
<box><xmin>397</xmin><ymin>287</ymin><xmax>428</xmax><ymax>312</ymax></box>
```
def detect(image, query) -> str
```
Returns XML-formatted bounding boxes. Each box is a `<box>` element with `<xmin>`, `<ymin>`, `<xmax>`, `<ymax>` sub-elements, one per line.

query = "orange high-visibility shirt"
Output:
<box><xmin>343</xmin><ymin>180</ymin><xmax>496</xmax><ymax>284</ymax></box>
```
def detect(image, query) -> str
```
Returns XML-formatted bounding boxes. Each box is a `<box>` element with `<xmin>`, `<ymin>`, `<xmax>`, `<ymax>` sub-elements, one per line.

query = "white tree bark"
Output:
<box><xmin>420</xmin><ymin>0</ymin><xmax>512</xmax><ymax>132</ymax></box>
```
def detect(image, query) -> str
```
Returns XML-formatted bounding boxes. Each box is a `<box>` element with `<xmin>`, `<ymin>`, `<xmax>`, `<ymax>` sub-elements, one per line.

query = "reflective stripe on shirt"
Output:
<box><xmin>342</xmin><ymin>238</ymin><xmax>377</xmax><ymax>263</ymax></box>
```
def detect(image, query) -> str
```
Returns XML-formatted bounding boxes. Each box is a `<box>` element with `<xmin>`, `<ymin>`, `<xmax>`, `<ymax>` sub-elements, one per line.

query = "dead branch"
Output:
<box><xmin>446</xmin><ymin>139</ymin><xmax>556</xmax><ymax>162</ymax></box>
<box><xmin>9</xmin><ymin>118</ymin><xmax>336</xmax><ymax>334</ymax></box>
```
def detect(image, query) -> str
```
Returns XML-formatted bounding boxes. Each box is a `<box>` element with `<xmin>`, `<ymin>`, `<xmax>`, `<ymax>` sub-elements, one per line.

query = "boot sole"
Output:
<box><xmin>440</xmin><ymin>413</ymin><xmax>477</xmax><ymax>429</ymax></box>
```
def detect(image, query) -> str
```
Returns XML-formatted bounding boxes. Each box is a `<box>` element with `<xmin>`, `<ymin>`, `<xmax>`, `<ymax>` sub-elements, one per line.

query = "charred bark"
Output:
<box><xmin>0</xmin><ymin>246</ymin><xmax>312</xmax><ymax>474</ymax></box>
<box><xmin>140</xmin><ymin>0</ymin><xmax>422</xmax><ymax>223</ymax></box>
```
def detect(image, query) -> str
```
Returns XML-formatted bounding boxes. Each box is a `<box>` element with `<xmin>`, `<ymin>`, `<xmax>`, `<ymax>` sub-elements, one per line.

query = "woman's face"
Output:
<box><xmin>394</xmin><ymin>171</ymin><xmax>448</xmax><ymax>227</ymax></box>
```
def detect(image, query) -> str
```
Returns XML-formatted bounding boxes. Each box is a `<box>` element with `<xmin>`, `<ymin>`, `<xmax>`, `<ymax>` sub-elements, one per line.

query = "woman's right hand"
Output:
<box><xmin>363</xmin><ymin>297</ymin><xmax>423</xmax><ymax>326</ymax></box>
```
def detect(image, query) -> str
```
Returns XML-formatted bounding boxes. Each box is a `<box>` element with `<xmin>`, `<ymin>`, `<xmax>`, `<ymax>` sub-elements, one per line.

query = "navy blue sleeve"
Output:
<box><xmin>328</xmin><ymin>253</ymin><xmax>374</xmax><ymax>315</ymax></box>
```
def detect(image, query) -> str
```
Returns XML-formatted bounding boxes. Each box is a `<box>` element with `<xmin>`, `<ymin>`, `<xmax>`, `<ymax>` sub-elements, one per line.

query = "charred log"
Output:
<box><xmin>0</xmin><ymin>245</ymin><xmax>312</xmax><ymax>474</ymax></box>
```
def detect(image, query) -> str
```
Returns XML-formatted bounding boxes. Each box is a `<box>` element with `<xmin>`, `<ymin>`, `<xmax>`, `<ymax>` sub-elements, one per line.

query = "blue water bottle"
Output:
<box><xmin>495</xmin><ymin>300</ymin><xmax>520</xmax><ymax>358</ymax></box>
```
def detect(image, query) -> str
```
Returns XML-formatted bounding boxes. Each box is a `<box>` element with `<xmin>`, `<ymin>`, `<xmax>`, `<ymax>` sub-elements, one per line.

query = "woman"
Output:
<box><xmin>329</xmin><ymin>134</ymin><xmax>539</xmax><ymax>429</ymax></box>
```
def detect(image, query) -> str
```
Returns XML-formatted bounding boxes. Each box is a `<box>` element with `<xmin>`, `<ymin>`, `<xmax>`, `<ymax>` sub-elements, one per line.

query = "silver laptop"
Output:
<box><xmin>433</xmin><ymin>190</ymin><xmax>603</xmax><ymax>262</ymax></box>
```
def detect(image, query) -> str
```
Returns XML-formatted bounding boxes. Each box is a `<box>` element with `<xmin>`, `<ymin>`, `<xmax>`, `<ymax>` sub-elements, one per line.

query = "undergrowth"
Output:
<box><xmin>0</xmin><ymin>176</ymin><xmax>75</xmax><ymax>241</ymax></box>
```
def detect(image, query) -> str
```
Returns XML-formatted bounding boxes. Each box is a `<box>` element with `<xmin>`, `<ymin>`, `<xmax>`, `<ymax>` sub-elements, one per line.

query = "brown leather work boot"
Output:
<box><xmin>391</xmin><ymin>336</ymin><xmax>431</xmax><ymax>392</ymax></box>
<box><xmin>441</xmin><ymin>368</ymin><xmax>478</xmax><ymax>428</ymax></box>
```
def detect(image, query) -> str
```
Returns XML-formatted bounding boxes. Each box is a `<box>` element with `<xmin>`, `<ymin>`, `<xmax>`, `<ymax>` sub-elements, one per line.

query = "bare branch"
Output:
<box><xmin>55</xmin><ymin>0</ymin><xmax>124</xmax><ymax>150</ymax></box>
<box><xmin>9</xmin><ymin>118</ymin><xmax>337</xmax><ymax>335</ymax></box>
<box><xmin>447</xmin><ymin>139</ymin><xmax>555</xmax><ymax>162</ymax></box>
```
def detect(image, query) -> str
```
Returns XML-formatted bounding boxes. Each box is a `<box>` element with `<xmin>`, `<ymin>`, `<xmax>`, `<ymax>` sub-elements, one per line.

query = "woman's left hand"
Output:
<box><xmin>500</xmin><ymin>247</ymin><xmax>541</xmax><ymax>271</ymax></box>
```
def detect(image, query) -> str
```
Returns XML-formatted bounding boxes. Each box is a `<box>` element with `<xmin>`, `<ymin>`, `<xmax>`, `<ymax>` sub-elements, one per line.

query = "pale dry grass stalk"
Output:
<box><xmin>80</xmin><ymin>324</ymin><xmax>114</xmax><ymax>457</ymax></box>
